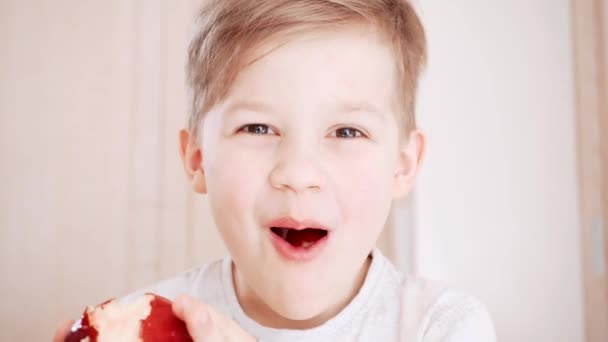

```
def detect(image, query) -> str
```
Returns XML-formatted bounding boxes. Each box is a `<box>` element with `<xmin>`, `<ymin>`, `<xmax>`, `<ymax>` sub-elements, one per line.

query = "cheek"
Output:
<box><xmin>204</xmin><ymin>143</ymin><xmax>271</xmax><ymax>243</ymax></box>
<box><xmin>332</xmin><ymin>148</ymin><xmax>395</xmax><ymax>230</ymax></box>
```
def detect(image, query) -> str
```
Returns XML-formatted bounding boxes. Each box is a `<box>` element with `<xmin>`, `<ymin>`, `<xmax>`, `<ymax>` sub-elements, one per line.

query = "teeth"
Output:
<box><xmin>302</xmin><ymin>241</ymin><xmax>313</xmax><ymax>248</ymax></box>
<box><xmin>280</xmin><ymin>228</ymin><xmax>289</xmax><ymax>241</ymax></box>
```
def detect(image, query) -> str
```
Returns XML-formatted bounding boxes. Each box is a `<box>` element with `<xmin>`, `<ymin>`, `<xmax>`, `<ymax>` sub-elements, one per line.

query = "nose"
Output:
<box><xmin>269</xmin><ymin>142</ymin><xmax>324</xmax><ymax>194</ymax></box>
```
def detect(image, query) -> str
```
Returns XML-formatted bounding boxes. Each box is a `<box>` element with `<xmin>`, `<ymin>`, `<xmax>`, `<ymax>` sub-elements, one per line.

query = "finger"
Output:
<box><xmin>172</xmin><ymin>295</ymin><xmax>220</xmax><ymax>342</ymax></box>
<box><xmin>52</xmin><ymin>320</ymin><xmax>74</xmax><ymax>342</ymax></box>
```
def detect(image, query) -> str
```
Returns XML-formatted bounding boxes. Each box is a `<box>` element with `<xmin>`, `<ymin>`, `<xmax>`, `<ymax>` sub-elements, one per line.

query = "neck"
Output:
<box><xmin>232</xmin><ymin>256</ymin><xmax>372</xmax><ymax>329</ymax></box>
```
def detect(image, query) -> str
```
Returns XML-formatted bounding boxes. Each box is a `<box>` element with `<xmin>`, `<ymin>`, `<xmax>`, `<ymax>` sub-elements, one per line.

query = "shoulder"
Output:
<box><xmin>120</xmin><ymin>258</ymin><xmax>225</xmax><ymax>304</ymax></box>
<box><xmin>421</xmin><ymin>289</ymin><xmax>496</xmax><ymax>342</ymax></box>
<box><xmin>398</xmin><ymin>276</ymin><xmax>496</xmax><ymax>342</ymax></box>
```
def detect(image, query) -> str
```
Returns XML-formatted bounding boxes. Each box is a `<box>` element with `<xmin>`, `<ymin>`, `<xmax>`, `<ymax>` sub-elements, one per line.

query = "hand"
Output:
<box><xmin>173</xmin><ymin>295</ymin><xmax>256</xmax><ymax>342</ymax></box>
<box><xmin>52</xmin><ymin>320</ymin><xmax>74</xmax><ymax>342</ymax></box>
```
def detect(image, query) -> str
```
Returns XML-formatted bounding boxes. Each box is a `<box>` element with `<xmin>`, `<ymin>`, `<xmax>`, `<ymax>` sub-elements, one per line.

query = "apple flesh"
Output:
<box><xmin>65</xmin><ymin>293</ymin><xmax>192</xmax><ymax>342</ymax></box>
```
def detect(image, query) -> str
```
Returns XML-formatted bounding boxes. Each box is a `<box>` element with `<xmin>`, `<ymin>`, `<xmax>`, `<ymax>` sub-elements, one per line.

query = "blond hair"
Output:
<box><xmin>187</xmin><ymin>0</ymin><xmax>427</xmax><ymax>136</ymax></box>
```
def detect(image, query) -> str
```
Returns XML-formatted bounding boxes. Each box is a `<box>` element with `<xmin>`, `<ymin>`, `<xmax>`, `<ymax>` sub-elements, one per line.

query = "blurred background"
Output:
<box><xmin>1</xmin><ymin>0</ymin><xmax>606</xmax><ymax>341</ymax></box>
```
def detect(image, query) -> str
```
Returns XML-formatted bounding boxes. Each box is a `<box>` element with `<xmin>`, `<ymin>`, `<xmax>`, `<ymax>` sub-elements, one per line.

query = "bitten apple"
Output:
<box><xmin>65</xmin><ymin>293</ymin><xmax>192</xmax><ymax>342</ymax></box>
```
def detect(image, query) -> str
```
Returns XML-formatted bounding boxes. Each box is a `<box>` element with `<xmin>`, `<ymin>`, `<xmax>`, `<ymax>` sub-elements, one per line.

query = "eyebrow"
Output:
<box><xmin>223</xmin><ymin>99</ymin><xmax>276</xmax><ymax>115</ymax></box>
<box><xmin>331</xmin><ymin>100</ymin><xmax>388</xmax><ymax>120</ymax></box>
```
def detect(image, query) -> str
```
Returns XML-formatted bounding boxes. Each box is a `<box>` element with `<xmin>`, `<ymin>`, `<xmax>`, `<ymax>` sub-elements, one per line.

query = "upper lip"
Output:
<box><xmin>266</xmin><ymin>216</ymin><xmax>329</xmax><ymax>231</ymax></box>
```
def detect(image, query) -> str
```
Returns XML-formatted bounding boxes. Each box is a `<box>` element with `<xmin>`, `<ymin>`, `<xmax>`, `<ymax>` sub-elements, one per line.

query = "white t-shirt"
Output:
<box><xmin>122</xmin><ymin>249</ymin><xmax>496</xmax><ymax>341</ymax></box>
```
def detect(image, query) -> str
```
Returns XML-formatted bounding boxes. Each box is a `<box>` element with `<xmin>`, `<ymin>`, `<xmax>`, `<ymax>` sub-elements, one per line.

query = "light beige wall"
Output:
<box><xmin>0</xmin><ymin>1</ymin><xmax>225</xmax><ymax>340</ymax></box>
<box><xmin>414</xmin><ymin>1</ymin><xmax>585</xmax><ymax>341</ymax></box>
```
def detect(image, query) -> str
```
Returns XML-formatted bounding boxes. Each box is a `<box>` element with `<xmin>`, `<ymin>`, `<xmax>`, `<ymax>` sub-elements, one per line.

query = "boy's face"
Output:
<box><xmin>181</xmin><ymin>26</ymin><xmax>424</xmax><ymax>322</ymax></box>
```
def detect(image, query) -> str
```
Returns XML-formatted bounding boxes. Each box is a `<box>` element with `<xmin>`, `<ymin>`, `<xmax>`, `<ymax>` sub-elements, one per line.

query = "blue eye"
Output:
<box><xmin>335</xmin><ymin>127</ymin><xmax>364</xmax><ymax>138</ymax></box>
<box><xmin>239</xmin><ymin>124</ymin><xmax>271</xmax><ymax>135</ymax></box>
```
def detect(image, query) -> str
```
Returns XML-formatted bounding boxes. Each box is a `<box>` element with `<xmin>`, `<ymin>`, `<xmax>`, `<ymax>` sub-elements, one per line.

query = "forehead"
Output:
<box><xmin>222</xmin><ymin>26</ymin><xmax>399</xmax><ymax>116</ymax></box>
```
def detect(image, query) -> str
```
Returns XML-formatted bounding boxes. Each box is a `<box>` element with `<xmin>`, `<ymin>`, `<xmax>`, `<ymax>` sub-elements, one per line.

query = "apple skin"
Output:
<box><xmin>65</xmin><ymin>294</ymin><xmax>193</xmax><ymax>342</ymax></box>
<box><xmin>140</xmin><ymin>294</ymin><xmax>192</xmax><ymax>342</ymax></box>
<box><xmin>64</xmin><ymin>307</ymin><xmax>97</xmax><ymax>342</ymax></box>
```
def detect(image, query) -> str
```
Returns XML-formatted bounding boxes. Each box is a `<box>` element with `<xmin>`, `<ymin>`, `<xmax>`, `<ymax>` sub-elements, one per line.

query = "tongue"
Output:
<box><xmin>286</xmin><ymin>229</ymin><xmax>326</xmax><ymax>248</ymax></box>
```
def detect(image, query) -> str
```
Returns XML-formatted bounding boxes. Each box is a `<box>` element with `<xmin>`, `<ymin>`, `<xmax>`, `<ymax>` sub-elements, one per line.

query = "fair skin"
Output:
<box><xmin>53</xmin><ymin>25</ymin><xmax>425</xmax><ymax>341</ymax></box>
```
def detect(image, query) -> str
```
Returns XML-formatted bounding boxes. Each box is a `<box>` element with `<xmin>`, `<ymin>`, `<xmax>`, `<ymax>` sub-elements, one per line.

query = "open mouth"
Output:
<box><xmin>270</xmin><ymin>227</ymin><xmax>328</xmax><ymax>248</ymax></box>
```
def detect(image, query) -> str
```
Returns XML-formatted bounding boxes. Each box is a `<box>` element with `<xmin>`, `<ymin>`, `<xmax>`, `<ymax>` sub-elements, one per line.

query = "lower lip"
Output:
<box><xmin>268</xmin><ymin>230</ymin><xmax>329</xmax><ymax>262</ymax></box>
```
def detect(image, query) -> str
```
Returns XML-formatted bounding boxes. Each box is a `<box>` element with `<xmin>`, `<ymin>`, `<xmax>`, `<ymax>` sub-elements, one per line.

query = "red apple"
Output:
<box><xmin>65</xmin><ymin>293</ymin><xmax>193</xmax><ymax>342</ymax></box>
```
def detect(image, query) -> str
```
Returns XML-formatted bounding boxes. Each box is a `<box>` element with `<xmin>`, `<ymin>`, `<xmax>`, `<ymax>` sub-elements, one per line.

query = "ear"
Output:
<box><xmin>393</xmin><ymin>129</ymin><xmax>426</xmax><ymax>198</ymax></box>
<box><xmin>179</xmin><ymin>129</ymin><xmax>207</xmax><ymax>194</ymax></box>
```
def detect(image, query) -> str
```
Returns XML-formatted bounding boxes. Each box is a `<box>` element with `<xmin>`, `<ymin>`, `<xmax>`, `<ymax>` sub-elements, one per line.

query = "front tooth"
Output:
<box><xmin>281</xmin><ymin>229</ymin><xmax>289</xmax><ymax>241</ymax></box>
<box><xmin>302</xmin><ymin>241</ymin><xmax>312</xmax><ymax>248</ymax></box>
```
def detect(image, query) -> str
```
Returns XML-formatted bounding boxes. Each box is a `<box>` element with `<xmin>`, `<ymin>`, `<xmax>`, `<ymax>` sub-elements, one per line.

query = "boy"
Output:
<box><xmin>55</xmin><ymin>0</ymin><xmax>496</xmax><ymax>341</ymax></box>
